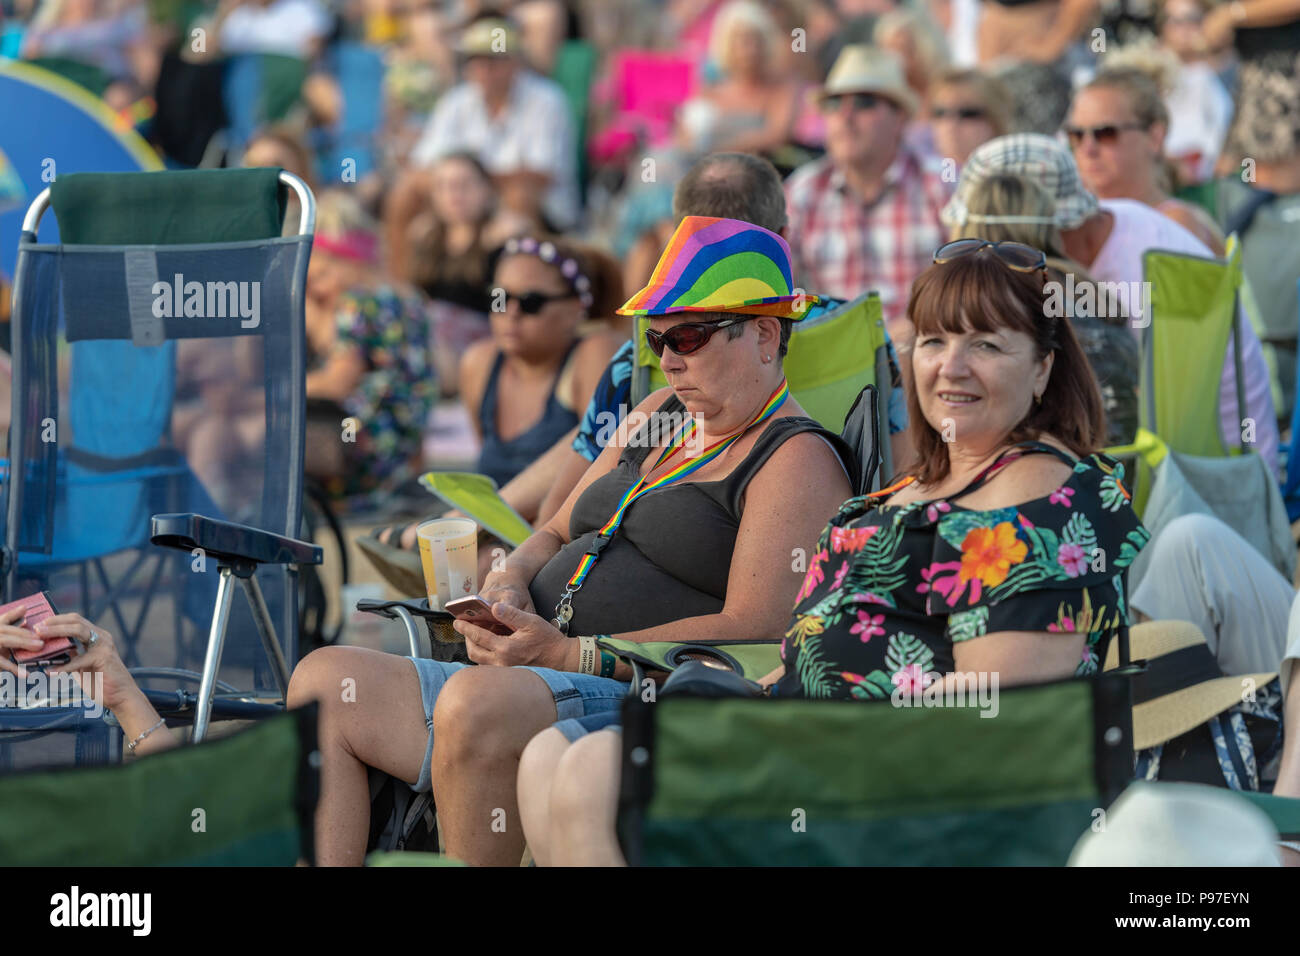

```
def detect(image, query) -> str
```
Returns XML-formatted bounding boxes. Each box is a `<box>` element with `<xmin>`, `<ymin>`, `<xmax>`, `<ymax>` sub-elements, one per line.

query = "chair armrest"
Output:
<box><xmin>355</xmin><ymin>598</ymin><xmax>453</xmax><ymax>622</ymax></box>
<box><xmin>150</xmin><ymin>513</ymin><xmax>323</xmax><ymax>567</ymax></box>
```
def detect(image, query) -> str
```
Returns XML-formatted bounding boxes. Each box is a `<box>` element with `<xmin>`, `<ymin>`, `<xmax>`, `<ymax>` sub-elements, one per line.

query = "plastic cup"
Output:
<box><xmin>416</xmin><ymin>518</ymin><xmax>478</xmax><ymax>610</ymax></box>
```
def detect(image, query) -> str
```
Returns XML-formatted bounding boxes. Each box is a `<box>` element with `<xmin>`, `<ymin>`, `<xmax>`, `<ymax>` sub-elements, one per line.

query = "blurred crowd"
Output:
<box><xmin>3</xmin><ymin>0</ymin><xmax>1300</xmax><ymax>509</ymax></box>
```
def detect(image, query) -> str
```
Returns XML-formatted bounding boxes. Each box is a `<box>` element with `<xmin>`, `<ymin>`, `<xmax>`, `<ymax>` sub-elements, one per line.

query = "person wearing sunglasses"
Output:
<box><xmin>457</xmin><ymin>235</ymin><xmax>624</xmax><ymax>490</ymax></box>
<box><xmin>286</xmin><ymin>217</ymin><xmax>856</xmax><ymax>865</ymax></box>
<box><xmin>520</xmin><ymin>237</ymin><xmax>1149</xmax><ymax>866</ymax></box>
<box><xmin>927</xmin><ymin>67</ymin><xmax>1011</xmax><ymax>168</ymax></box>
<box><xmin>942</xmin><ymin>133</ymin><xmax>1279</xmax><ymax>476</ymax></box>
<box><xmin>1065</xmin><ymin>66</ymin><xmax>1225</xmax><ymax>253</ymax></box>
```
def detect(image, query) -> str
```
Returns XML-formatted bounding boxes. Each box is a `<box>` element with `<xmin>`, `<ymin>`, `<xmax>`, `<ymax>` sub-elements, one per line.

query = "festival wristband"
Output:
<box><xmin>598</xmin><ymin>645</ymin><xmax>617</xmax><ymax>679</ymax></box>
<box><xmin>578</xmin><ymin>635</ymin><xmax>598</xmax><ymax>675</ymax></box>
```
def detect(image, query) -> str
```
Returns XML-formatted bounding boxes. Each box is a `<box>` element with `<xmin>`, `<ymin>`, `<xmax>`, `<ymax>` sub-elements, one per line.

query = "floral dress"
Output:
<box><xmin>329</xmin><ymin>287</ymin><xmax>438</xmax><ymax>505</ymax></box>
<box><xmin>776</xmin><ymin>441</ymin><xmax>1150</xmax><ymax>700</ymax></box>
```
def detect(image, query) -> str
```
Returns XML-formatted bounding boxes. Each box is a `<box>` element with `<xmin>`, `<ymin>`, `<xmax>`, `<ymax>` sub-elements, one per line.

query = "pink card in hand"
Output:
<box><xmin>1</xmin><ymin>591</ymin><xmax>74</xmax><ymax>665</ymax></box>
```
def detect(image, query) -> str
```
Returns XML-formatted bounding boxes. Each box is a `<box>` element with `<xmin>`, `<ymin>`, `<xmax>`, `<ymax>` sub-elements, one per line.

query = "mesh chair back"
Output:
<box><xmin>2</xmin><ymin>169</ymin><xmax>310</xmax><ymax>771</ymax></box>
<box><xmin>618</xmin><ymin>675</ymin><xmax>1133</xmax><ymax>865</ymax></box>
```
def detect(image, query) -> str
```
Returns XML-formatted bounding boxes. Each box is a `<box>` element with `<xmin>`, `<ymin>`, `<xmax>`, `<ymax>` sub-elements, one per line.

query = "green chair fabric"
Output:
<box><xmin>0</xmin><ymin>707</ymin><xmax>318</xmax><ymax>865</ymax></box>
<box><xmin>551</xmin><ymin>40</ymin><xmax>596</xmax><ymax>192</ymax></box>
<box><xmin>618</xmin><ymin>675</ymin><xmax>1134</xmax><ymax>866</ymax></box>
<box><xmin>367</xmin><ymin>851</ymin><xmax>466</xmax><ymax>866</ymax></box>
<box><xmin>1236</xmin><ymin>790</ymin><xmax>1300</xmax><ymax>840</ymax></box>
<box><xmin>257</xmin><ymin>54</ymin><xmax>308</xmax><ymax>123</ymax></box>
<box><xmin>49</xmin><ymin>168</ymin><xmax>287</xmax><ymax>245</ymax></box>
<box><xmin>25</xmin><ymin>56</ymin><xmax>109</xmax><ymax>97</ymax></box>
<box><xmin>598</xmin><ymin>636</ymin><xmax>782</xmax><ymax>680</ymax></box>
<box><xmin>631</xmin><ymin>292</ymin><xmax>890</xmax><ymax>432</ymax></box>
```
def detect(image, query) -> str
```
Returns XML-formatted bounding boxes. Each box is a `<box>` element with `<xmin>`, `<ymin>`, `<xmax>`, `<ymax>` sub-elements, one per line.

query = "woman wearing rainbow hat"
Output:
<box><xmin>286</xmin><ymin>217</ymin><xmax>857</xmax><ymax>865</ymax></box>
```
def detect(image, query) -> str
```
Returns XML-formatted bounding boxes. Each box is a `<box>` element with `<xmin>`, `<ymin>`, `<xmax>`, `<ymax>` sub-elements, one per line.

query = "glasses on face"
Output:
<box><xmin>1063</xmin><ymin>122</ymin><xmax>1147</xmax><ymax>147</ymax></box>
<box><xmin>502</xmin><ymin>290</ymin><xmax>578</xmax><ymax>315</ymax></box>
<box><xmin>932</xmin><ymin>105</ymin><xmax>987</xmax><ymax>122</ymax></box>
<box><xmin>933</xmin><ymin>239</ymin><xmax>1048</xmax><ymax>273</ymax></box>
<box><xmin>644</xmin><ymin>316</ymin><xmax>756</xmax><ymax>357</ymax></box>
<box><xmin>819</xmin><ymin>92</ymin><xmax>886</xmax><ymax>115</ymax></box>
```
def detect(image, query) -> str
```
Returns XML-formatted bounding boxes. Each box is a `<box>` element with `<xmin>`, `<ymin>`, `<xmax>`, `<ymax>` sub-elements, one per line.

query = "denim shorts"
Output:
<box><xmin>554</xmin><ymin>710</ymin><xmax>624</xmax><ymax>742</ymax></box>
<box><xmin>407</xmin><ymin>658</ymin><xmax>630</xmax><ymax>792</ymax></box>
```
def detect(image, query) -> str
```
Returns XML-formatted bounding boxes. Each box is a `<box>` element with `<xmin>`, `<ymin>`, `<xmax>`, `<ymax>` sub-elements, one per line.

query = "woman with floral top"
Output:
<box><xmin>518</xmin><ymin>238</ymin><xmax>1150</xmax><ymax>865</ymax></box>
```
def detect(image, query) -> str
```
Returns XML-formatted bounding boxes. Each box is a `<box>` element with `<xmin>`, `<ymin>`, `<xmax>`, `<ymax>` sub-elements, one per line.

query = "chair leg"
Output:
<box><xmin>193</xmin><ymin>566</ymin><xmax>237</xmax><ymax>743</ymax></box>
<box><xmin>237</xmin><ymin>572</ymin><xmax>291</xmax><ymax>700</ymax></box>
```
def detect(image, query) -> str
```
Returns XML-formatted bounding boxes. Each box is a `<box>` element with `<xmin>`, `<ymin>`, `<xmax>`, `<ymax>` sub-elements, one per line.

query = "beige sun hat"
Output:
<box><xmin>1104</xmin><ymin>621</ymin><xmax>1277</xmax><ymax>752</ymax></box>
<box><xmin>818</xmin><ymin>45</ymin><xmax>920</xmax><ymax>117</ymax></box>
<box><xmin>1069</xmin><ymin>781</ymin><xmax>1282</xmax><ymax>867</ymax></box>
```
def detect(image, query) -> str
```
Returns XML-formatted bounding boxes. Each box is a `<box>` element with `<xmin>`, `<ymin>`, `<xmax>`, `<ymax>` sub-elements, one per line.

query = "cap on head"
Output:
<box><xmin>819</xmin><ymin>44</ymin><xmax>920</xmax><ymax>117</ymax></box>
<box><xmin>617</xmin><ymin>216</ymin><xmax>818</xmax><ymax>319</ymax></box>
<box><xmin>457</xmin><ymin>17</ymin><xmax>520</xmax><ymax>58</ymax></box>
<box><xmin>941</xmin><ymin>133</ymin><xmax>1099</xmax><ymax>231</ymax></box>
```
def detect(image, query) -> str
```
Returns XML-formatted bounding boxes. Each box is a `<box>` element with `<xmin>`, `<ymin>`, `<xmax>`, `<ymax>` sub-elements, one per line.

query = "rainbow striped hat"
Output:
<box><xmin>616</xmin><ymin>216</ymin><xmax>818</xmax><ymax>318</ymax></box>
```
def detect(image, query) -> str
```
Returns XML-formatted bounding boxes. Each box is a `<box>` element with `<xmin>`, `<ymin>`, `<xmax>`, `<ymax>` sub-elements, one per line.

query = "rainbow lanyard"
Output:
<box><xmin>551</xmin><ymin>379</ymin><xmax>790</xmax><ymax>632</ymax></box>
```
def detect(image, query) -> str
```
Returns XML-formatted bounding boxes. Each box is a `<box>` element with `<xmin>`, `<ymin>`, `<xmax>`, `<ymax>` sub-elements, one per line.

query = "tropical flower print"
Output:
<box><xmin>958</xmin><ymin>522</ymin><xmax>1027</xmax><ymax>589</ymax></box>
<box><xmin>777</xmin><ymin>444</ymin><xmax>1147</xmax><ymax>699</ymax></box>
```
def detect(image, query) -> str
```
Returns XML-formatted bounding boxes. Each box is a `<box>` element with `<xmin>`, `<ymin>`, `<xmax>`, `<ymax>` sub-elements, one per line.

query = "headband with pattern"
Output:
<box><xmin>502</xmin><ymin>236</ymin><xmax>594</xmax><ymax>310</ymax></box>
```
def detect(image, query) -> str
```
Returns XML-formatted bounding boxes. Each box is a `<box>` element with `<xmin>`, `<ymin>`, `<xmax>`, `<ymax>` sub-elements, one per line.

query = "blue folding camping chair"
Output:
<box><xmin>2</xmin><ymin>168</ymin><xmax>321</xmax><ymax>768</ymax></box>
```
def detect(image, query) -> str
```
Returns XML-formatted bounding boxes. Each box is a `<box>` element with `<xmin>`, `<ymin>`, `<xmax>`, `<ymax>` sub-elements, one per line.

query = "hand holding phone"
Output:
<box><xmin>443</xmin><ymin>596</ymin><xmax>514</xmax><ymax>635</ymax></box>
<box><xmin>1</xmin><ymin>592</ymin><xmax>75</xmax><ymax>667</ymax></box>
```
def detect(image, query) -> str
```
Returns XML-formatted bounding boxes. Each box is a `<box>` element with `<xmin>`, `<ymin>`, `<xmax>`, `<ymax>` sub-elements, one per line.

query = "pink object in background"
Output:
<box><xmin>588</xmin><ymin>51</ymin><xmax>698</xmax><ymax>165</ymax></box>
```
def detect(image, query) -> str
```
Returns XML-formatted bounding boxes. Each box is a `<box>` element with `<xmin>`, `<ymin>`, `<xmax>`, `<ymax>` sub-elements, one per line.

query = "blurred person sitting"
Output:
<box><xmin>406</xmin><ymin>11</ymin><xmax>579</xmax><ymax>231</ymax></box>
<box><xmin>288</xmin><ymin>216</ymin><xmax>855</xmax><ymax>865</ymax></box>
<box><xmin>977</xmin><ymin>0</ymin><xmax>1101</xmax><ymax>69</ymax></box>
<box><xmin>941</xmin><ymin>133</ymin><xmax>1280</xmax><ymax>473</ymax></box>
<box><xmin>21</xmin><ymin>0</ymin><xmax>152</xmax><ymax>86</ymax></box>
<box><xmin>1154</xmin><ymin>0</ymin><xmax>1236</xmax><ymax>184</ymax></box>
<box><xmin>1066</xmin><ymin>65</ymin><xmax>1225</xmax><ymax>251</ymax></box>
<box><xmin>303</xmin><ymin>190</ymin><xmax>437</xmax><ymax>508</ymax></box>
<box><xmin>926</xmin><ymin>66</ymin><xmax>1011</xmax><ymax>168</ymax></box>
<box><xmin>457</xmin><ymin>235</ymin><xmax>623</xmax><ymax>489</ymax></box>
<box><xmin>873</xmin><ymin>6</ymin><xmax>951</xmax><ymax>155</ymax></box>
<box><xmin>675</xmin><ymin>0</ymin><xmax>802</xmax><ymax>156</ymax></box>
<box><xmin>784</xmin><ymin>44</ymin><xmax>953</xmax><ymax>349</ymax></box>
<box><xmin>205</xmin><ymin>0</ymin><xmax>332</xmax><ymax>60</ymax></box>
<box><xmin>519</xmin><ymin>237</ymin><xmax>1148</xmax><ymax>866</ymax></box>
<box><xmin>949</xmin><ymin>172</ymin><xmax>1140</xmax><ymax>446</ymax></box>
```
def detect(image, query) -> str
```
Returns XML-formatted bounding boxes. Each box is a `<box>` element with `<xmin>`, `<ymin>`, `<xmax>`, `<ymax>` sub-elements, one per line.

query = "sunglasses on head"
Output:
<box><xmin>1064</xmin><ymin>122</ymin><xmax>1147</xmax><ymax>147</ymax></box>
<box><xmin>819</xmin><ymin>92</ymin><xmax>888</xmax><ymax>115</ymax></box>
<box><xmin>502</xmin><ymin>290</ymin><xmax>578</xmax><ymax>315</ymax></box>
<box><xmin>933</xmin><ymin>239</ymin><xmax>1048</xmax><ymax>273</ymax></box>
<box><xmin>644</xmin><ymin>315</ymin><xmax>756</xmax><ymax>357</ymax></box>
<box><xmin>932</xmin><ymin>105</ymin><xmax>987</xmax><ymax>121</ymax></box>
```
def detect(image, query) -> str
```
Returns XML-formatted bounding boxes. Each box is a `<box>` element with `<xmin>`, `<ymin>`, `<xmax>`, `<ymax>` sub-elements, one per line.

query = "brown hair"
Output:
<box><xmin>410</xmin><ymin>152</ymin><xmax>494</xmax><ymax>290</ymax></box>
<box><xmin>902</xmin><ymin>251</ymin><xmax>1107</xmax><ymax>486</ymax></box>
<box><xmin>1083</xmin><ymin>66</ymin><xmax>1169</xmax><ymax>129</ymax></box>
<box><xmin>495</xmin><ymin>236</ymin><xmax>626</xmax><ymax>319</ymax></box>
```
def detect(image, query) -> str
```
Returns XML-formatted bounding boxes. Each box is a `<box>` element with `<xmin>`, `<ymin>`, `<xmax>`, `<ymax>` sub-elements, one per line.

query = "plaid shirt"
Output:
<box><xmin>784</xmin><ymin>145</ymin><xmax>954</xmax><ymax>327</ymax></box>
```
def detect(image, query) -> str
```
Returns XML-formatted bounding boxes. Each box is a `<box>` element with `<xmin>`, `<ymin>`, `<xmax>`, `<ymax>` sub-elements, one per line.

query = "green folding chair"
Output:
<box><xmin>1236</xmin><ymin>790</ymin><xmax>1300</xmax><ymax>842</ymax></box>
<box><xmin>617</xmin><ymin>674</ymin><xmax>1134</xmax><ymax>866</ymax></box>
<box><xmin>630</xmin><ymin>292</ymin><xmax>893</xmax><ymax>481</ymax></box>
<box><xmin>1106</xmin><ymin>245</ymin><xmax>1246</xmax><ymax>515</ymax></box>
<box><xmin>0</xmin><ymin>706</ymin><xmax>318</xmax><ymax>865</ymax></box>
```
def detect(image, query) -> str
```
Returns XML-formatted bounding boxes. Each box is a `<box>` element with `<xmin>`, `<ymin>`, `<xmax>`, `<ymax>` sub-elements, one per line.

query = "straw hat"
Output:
<box><xmin>1069</xmin><ymin>781</ymin><xmax>1281</xmax><ymax>866</ymax></box>
<box><xmin>616</xmin><ymin>216</ymin><xmax>818</xmax><ymax>318</ymax></box>
<box><xmin>942</xmin><ymin>133</ymin><xmax>1100</xmax><ymax>230</ymax></box>
<box><xmin>1105</xmin><ymin>621</ymin><xmax>1277</xmax><ymax>751</ymax></box>
<box><xmin>818</xmin><ymin>45</ymin><xmax>920</xmax><ymax>117</ymax></box>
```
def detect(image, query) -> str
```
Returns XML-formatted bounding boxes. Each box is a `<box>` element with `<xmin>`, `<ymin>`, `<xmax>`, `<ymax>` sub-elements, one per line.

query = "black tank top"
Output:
<box><xmin>528</xmin><ymin>393</ymin><xmax>857</xmax><ymax>635</ymax></box>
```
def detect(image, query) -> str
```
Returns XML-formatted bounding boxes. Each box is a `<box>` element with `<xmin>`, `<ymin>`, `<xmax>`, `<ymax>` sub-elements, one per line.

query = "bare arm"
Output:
<box><xmin>495</xmin><ymin>426</ymin><xmax>581</xmax><ymax>525</ymax></box>
<box><xmin>1036</xmin><ymin>0</ymin><xmax>1100</xmax><ymax>60</ymax></box>
<box><xmin>715</xmin><ymin>84</ymin><xmax>800</xmax><ymax>155</ymax></box>
<box><xmin>457</xmin><ymin>339</ymin><xmax>497</xmax><ymax>444</ymax></box>
<box><xmin>305</xmin><ymin>344</ymin><xmax>366</xmax><ymax>403</ymax></box>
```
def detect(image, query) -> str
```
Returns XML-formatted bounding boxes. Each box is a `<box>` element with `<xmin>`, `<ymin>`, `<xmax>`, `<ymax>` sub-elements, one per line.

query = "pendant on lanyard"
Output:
<box><xmin>550</xmin><ymin>380</ymin><xmax>789</xmax><ymax>633</ymax></box>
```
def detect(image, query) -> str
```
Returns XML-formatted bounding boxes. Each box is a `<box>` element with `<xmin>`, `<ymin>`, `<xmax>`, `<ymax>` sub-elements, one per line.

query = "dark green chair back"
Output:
<box><xmin>618</xmin><ymin>675</ymin><xmax>1133</xmax><ymax>865</ymax></box>
<box><xmin>0</xmin><ymin>706</ymin><xmax>317</xmax><ymax>865</ymax></box>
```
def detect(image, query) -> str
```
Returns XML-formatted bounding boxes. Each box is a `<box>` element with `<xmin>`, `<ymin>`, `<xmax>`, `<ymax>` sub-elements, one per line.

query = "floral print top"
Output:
<box><xmin>775</xmin><ymin>441</ymin><xmax>1150</xmax><ymax>700</ymax></box>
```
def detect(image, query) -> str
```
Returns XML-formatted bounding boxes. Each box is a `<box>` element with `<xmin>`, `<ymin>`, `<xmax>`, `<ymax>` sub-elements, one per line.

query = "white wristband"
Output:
<box><xmin>578</xmin><ymin>635</ymin><xmax>598</xmax><ymax>675</ymax></box>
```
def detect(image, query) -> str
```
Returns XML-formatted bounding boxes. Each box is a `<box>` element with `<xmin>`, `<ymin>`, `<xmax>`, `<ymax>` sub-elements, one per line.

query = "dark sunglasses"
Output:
<box><xmin>932</xmin><ymin>105</ymin><xmax>987</xmax><ymax>121</ymax></box>
<box><xmin>819</xmin><ymin>92</ymin><xmax>888</xmax><ymax>115</ymax></box>
<box><xmin>502</xmin><ymin>290</ymin><xmax>578</xmax><ymax>315</ymax></box>
<box><xmin>644</xmin><ymin>315</ymin><xmax>756</xmax><ymax>357</ymax></box>
<box><xmin>1063</xmin><ymin>122</ymin><xmax>1147</xmax><ymax>147</ymax></box>
<box><xmin>933</xmin><ymin>239</ymin><xmax>1047</xmax><ymax>273</ymax></box>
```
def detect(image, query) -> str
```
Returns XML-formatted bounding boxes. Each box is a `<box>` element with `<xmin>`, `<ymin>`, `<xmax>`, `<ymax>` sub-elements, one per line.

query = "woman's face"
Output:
<box><xmin>243</xmin><ymin>138</ymin><xmax>306</xmax><ymax>180</ymax></box>
<box><xmin>912</xmin><ymin>321</ymin><xmax>1052</xmax><ymax>457</ymax></box>
<box><xmin>491</xmin><ymin>254</ymin><xmax>584</xmax><ymax>360</ymax></box>
<box><xmin>930</xmin><ymin>82</ymin><xmax>996</xmax><ymax>167</ymax></box>
<box><xmin>724</xmin><ymin>25</ymin><xmax>767</xmax><ymax>80</ymax></box>
<box><xmin>650</xmin><ymin>313</ymin><xmax>779</xmax><ymax>425</ymax></box>
<box><xmin>307</xmin><ymin>249</ymin><xmax>366</xmax><ymax>304</ymax></box>
<box><xmin>431</xmin><ymin>158</ymin><xmax>492</xmax><ymax>226</ymax></box>
<box><xmin>1067</xmin><ymin>86</ymin><xmax>1163</xmax><ymax>198</ymax></box>
<box><xmin>1161</xmin><ymin>0</ymin><xmax>1207</xmax><ymax>60</ymax></box>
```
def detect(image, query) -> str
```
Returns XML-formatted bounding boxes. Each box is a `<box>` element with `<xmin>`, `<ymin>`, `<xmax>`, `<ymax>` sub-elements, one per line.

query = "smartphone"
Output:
<box><xmin>2</xmin><ymin>591</ymin><xmax>75</xmax><ymax>667</ymax></box>
<box><xmin>443</xmin><ymin>596</ymin><xmax>514</xmax><ymax>635</ymax></box>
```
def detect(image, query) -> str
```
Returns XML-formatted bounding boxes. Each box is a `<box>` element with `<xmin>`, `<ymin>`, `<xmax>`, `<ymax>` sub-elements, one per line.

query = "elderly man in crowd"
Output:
<box><xmin>784</xmin><ymin>44</ymin><xmax>953</xmax><ymax>350</ymax></box>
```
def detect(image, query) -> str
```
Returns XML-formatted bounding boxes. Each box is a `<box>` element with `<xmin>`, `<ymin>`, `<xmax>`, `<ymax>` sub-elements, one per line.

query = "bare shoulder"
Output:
<box><xmin>958</xmin><ymin>442</ymin><xmax>1077</xmax><ymax>510</ymax></box>
<box><xmin>749</xmin><ymin>426</ymin><xmax>852</xmax><ymax>501</ymax></box>
<box><xmin>457</xmin><ymin>339</ymin><xmax>498</xmax><ymax>405</ymax></box>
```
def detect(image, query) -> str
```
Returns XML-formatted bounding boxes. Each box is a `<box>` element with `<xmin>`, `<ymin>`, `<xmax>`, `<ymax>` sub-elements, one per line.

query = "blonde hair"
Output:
<box><xmin>874</xmin><ymin>8</ymin><xmax>950</xmax><ymax>91</ymax></box>
<box><xmin>932</xmin><ymin>67</ymin><xmax>1012</xmax><ymax>137</ymax></box>
<box><xmin>953</xmin><ymin>173</ymin><xmax>1065</xmax><ymax>256</ymax></box>
<box><xmin>314</xmin><ymin>189</ymin><xmax>378</xmax><ymax>240</ymax></box>
<box><xmin>709</xmin><ymin>0</ymin><xmax>781</xmax><ymax>78</ymax></box>
<box><xmin>1086</xmin><ymin>56</ymin><xmax>1173</xmax><ymax>128</ymax></box>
